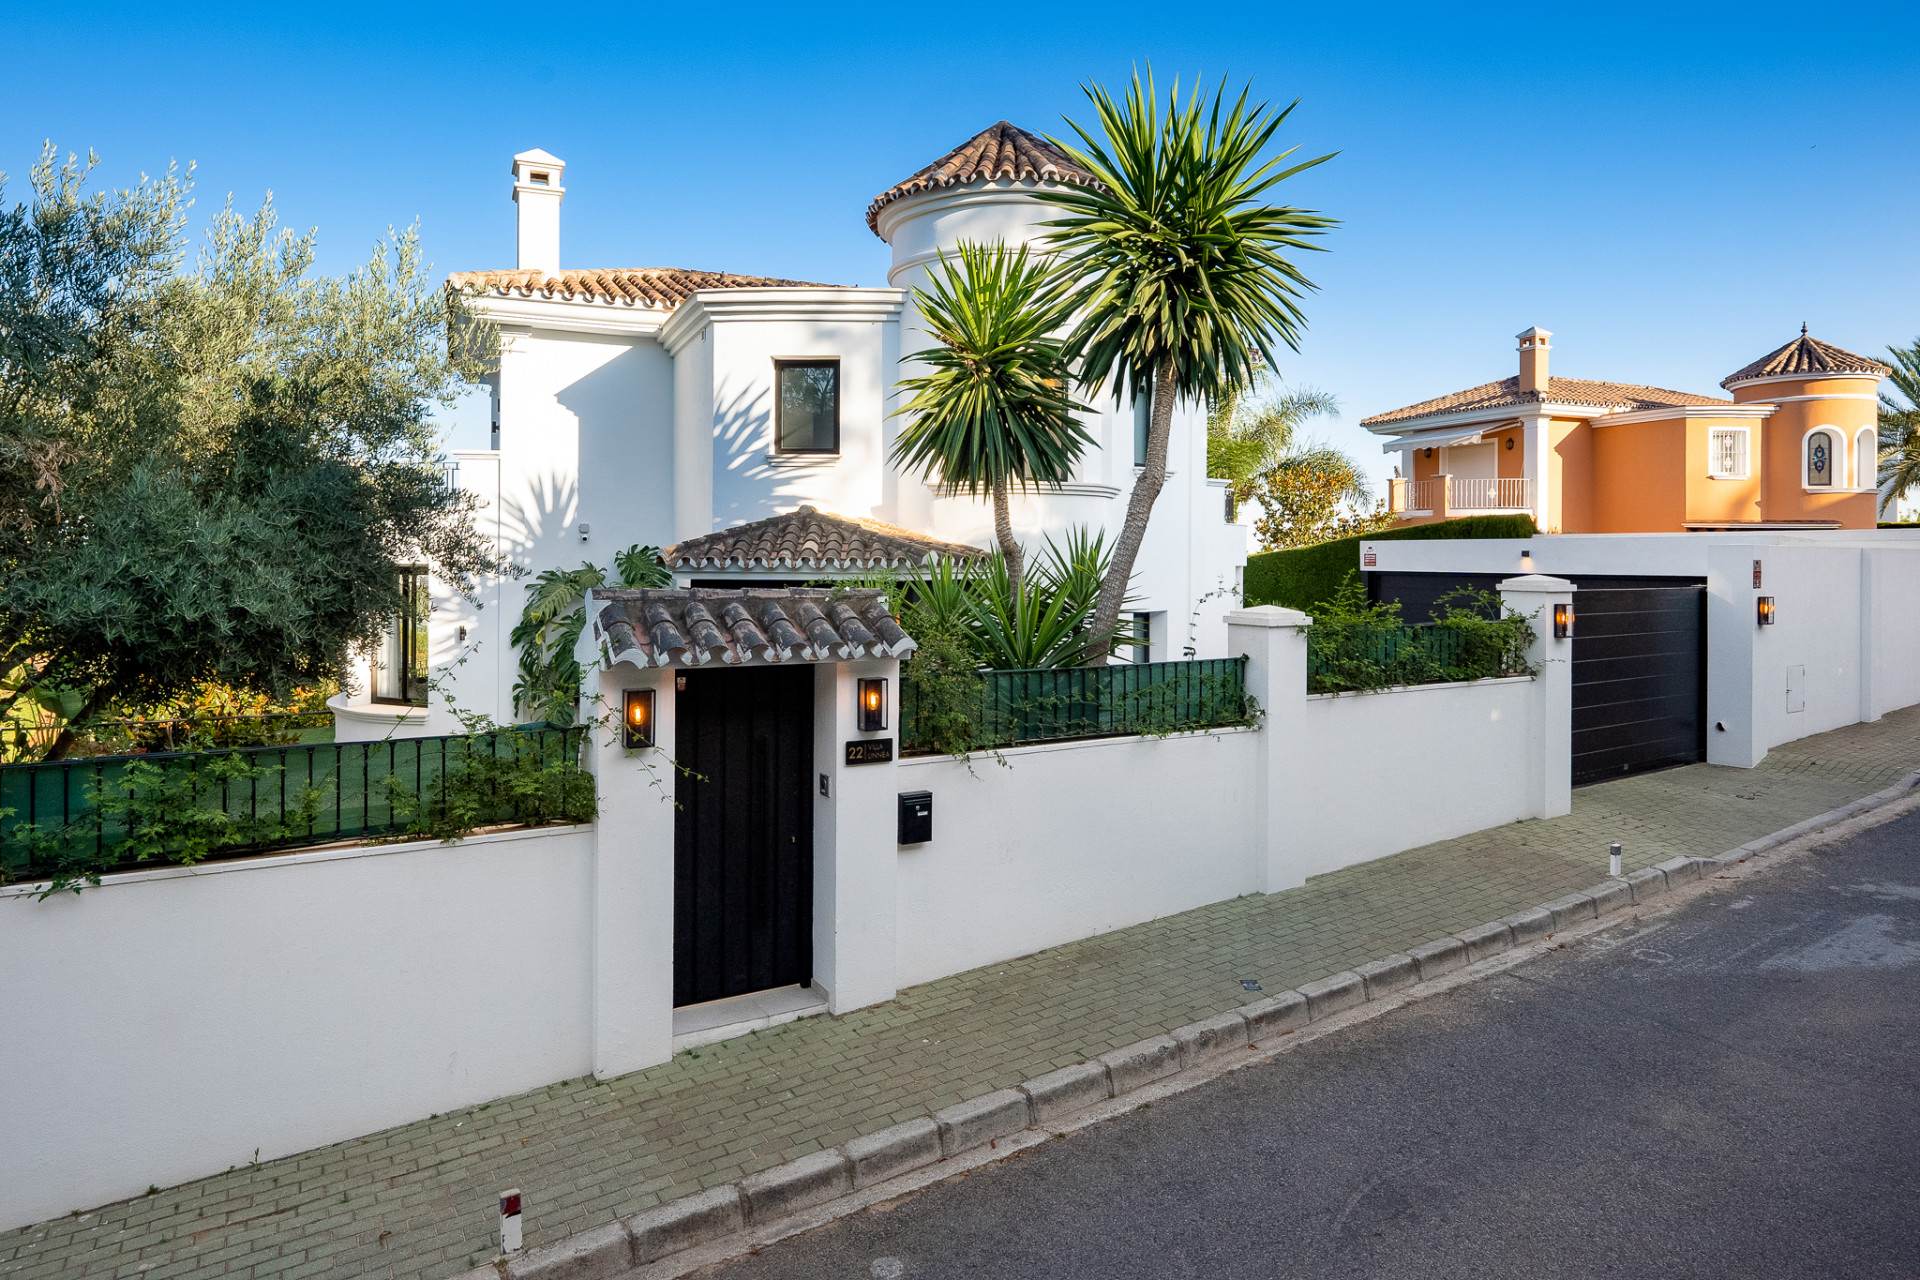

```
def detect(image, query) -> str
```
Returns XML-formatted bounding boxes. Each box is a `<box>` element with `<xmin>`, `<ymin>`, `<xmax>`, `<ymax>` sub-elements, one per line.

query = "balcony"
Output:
<box><xmin>1388</xmin><ymin>476</ymin><xmax>1533</xmax><ymax>516</ymax></box>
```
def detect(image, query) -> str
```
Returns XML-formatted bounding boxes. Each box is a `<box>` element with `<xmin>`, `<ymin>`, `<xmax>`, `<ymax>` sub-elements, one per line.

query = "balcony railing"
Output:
<box><xmin>1388</xmin><ymin>476</ymin><xmax>1533</xmax><ymax>515</ymax></box>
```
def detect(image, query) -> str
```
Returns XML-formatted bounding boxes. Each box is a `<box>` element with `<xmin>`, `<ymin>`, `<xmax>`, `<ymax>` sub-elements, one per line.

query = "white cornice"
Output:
<box><xmin>1764</xmin><ymin>392</ymin><xmax>1881</xmax><ymax>403</ymax></box>
<box><xmin>872</xmin><ymin>178</ymin><xmax>1063</xmax><ymax>247</ymax></box>
<box><xmin>1361</xmin><ymin>404</ymin><xmax>1600</xmax><ymax>437</ymax></box>
<box><xmin>660</xmin><ymin>288</ymin><xmax>906</xmax><ymax>355</ymax></box>
<box><xmin>1593</xmin><ymin>403</ymin><xmax>1775</xmax><ymax>427</ymax></box>
<box><xmin>468</xmin><ymin>293</ymin><xmax>670</xmax><ymax>337</ymax></box>
<box><xmin>1723</xmin><ymin>371</ymin><xmax>1884</xmax><ymax>391</ymax></box>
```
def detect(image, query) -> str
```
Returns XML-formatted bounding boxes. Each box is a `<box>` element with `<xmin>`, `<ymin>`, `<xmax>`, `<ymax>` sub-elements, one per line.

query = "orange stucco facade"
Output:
<box><xmin>1369</xmin><ymin>329</ymin><xmax>1889</xmax><ymax>534</ymax></box>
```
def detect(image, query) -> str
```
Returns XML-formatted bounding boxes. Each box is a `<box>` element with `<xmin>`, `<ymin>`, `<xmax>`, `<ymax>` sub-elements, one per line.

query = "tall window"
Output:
<box><xmin>373</xmin><ymin>566</ymin><xmax>430</xmax><ymax>706</ymax></box>
<box><xmin>1856</xmin><ymin>427</ymin><xmax>1877</xmax><ymax>490</ymax></box>
<box><xmin>1120</xmin><ymin>612</ymin><xmax>1154</xmax><ymax>663</ymax></box>
<box><xmin>775</xmin><ymin>360</ymin><xmax>839</xmax><ymax>453</ymax></box>
<box><xmin>1805</xmin><ymin>429</ymin><xmax>1839</xmax><ymax>487</ymax></box>
<box><xmin>1132</xmin><ymin>380</ymin><xmax>1152</xmax><ymax>468</ymax></box>
<box><xmin>1708</xmin><ymin>428</ymin><xmax>1750</xmax><ymax>479</ymax></box>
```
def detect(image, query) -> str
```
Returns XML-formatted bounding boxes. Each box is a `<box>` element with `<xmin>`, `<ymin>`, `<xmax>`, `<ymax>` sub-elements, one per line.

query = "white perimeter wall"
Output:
<box><xmin>0</xmin><ymin>827</ymin><xmax>595</xmax><ymax>1230</ymax></box>
<box><xmin>893</xmin><ymin>730</ymin><xmax>1261</xmax><ymax>988</ymax></box>
<box><xmin>1278</xmin><ymin>678</ymin><xmax>1538</xmax><ymax>882</ymax></box>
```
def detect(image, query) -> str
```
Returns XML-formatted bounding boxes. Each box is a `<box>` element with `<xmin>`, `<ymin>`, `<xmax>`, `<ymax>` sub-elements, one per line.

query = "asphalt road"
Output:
<box><xmin>699</xmin><ymin>808</ymin><xmax>1920</xmax><ymax>1280</ymax></box>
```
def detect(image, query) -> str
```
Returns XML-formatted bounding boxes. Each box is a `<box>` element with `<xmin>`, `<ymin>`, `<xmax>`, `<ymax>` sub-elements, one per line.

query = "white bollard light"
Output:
<box><xmin>1609</xmin><ymin>843</ymin><xmax>1623</xmax><ymax>878</ymax></box>
<box><xmin>500</xmin><ymin>1189</ymin><xmax>523</xmax><ymax>1253</ymax></box>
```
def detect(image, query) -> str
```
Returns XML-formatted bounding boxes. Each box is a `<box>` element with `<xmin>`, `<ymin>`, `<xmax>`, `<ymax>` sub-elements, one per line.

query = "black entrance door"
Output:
<box><xmin>1569</xmin><ymin>583</ymin><xmax>1705</xmax><ymax>785</ymax></box>
<box><xmin>673</xmin><ymin>664</ymin><xmax>814</xmax><ymax>1007</ymax></box>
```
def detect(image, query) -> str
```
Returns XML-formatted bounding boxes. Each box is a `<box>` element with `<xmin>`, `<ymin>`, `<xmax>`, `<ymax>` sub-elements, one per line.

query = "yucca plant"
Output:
<box><xmin>892</xmin><ymin>242</ymin><xmax>1095</xmax><ymax>606</ymax></box>
<box><xmin>1043</xmin><ymin>70</ymin><xmax>1337</xmax><ymax>661</ymax></box>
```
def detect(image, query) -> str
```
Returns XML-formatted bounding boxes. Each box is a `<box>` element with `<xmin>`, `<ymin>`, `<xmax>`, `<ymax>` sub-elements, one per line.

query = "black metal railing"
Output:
<box><xmin>901</xmin><ymin>658</ymin><xmax>1249</xmax><ymax>756</ymax></box>
<box><xmin>0</xmin><ymin>726</ymin><xmax>587</xmax><ymax>881</ymax></box>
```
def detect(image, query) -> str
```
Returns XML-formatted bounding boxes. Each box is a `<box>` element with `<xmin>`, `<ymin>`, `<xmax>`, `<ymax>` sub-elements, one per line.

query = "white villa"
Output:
<box><xmin>331</xmin><ymin>126</ymin><xmax>1249</xmax><ymax>737</ymax></box>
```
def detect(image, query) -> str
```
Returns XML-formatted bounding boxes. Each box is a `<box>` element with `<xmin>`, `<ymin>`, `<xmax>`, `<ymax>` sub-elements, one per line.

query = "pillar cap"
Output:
<box><xmin>1226</xmin><ymin>605</ymin><xmax>1312</xmax><ymax>627</ymax></box>
<box><xmin>1496</xmin><ymin>574</ymin><xmax>1575</xmax><ymax>593</ymax></box>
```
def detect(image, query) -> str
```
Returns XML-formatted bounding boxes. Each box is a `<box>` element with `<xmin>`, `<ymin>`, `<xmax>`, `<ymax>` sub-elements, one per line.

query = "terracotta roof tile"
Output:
<box><xmin>865</xmin><ymin>121</ymin><xmax>1100</xmax><ymax>235</ymax></box>
<box><xmin>1721</xmin><ymin>329</ymin><xmax>1892</xmax><ymax>388</ymax></box>
<box><xmin>590</xmin><ymin>587</ymin><xmax>915</xmax><ymax>669</ymax></box>
<box><xmin>1361</xmin><ymin>376</ymin><xmax>1729</xmax><ymax>428</ymax></box>
<box><xmin>446</xmin><ymin>267</ymin><xmax>844</xmax><ymax>309</ymax></box>
<box><xmin>665</xmin><ymin>506</ymin><xmax>985</xmax><ymax>573</ymax></box>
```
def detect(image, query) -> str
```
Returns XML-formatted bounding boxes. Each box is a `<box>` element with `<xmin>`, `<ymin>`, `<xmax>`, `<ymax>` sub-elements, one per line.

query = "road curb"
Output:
<box><xmin>460</xmin><ymin>769</ymin><xmax>1920</xmax><ymax>1280</ymax></box>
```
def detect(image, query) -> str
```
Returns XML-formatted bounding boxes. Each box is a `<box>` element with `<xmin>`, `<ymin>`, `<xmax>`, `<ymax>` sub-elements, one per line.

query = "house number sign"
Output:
<box><xmin>845</xmin><ymin>739</ymin><xmax>894</xmax><ymax>765</ymax></box>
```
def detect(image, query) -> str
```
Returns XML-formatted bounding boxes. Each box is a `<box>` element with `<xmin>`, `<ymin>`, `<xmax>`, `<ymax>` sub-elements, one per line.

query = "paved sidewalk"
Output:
<box><xmin>9</xmin><ymin>708</ymin><xmax>1920</xmax><ymax>1280</ymax></box>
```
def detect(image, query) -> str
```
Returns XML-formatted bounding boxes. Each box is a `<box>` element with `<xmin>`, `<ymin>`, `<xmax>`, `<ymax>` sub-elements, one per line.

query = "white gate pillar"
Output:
<box><xmin>811</xmin><ymin>658</ymin><xmax>901</xmax><ymax>1014</ymax></box>
<box><xmin>1498</xmin><ymin>575</ymin><xmax>1575</xmax><ymax>819</ymax></box>
<box><xmin>1227</xmin><ymin>605</ymin><xmax>1312</xmax><ymax>893</ymax></box>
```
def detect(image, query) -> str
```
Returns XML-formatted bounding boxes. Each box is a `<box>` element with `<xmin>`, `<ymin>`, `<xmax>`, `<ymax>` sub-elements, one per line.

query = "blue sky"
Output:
<box><xmin>8</xmin><ymin>1</ymin><xmax>1917</xmax><ymax>474</ymax></box>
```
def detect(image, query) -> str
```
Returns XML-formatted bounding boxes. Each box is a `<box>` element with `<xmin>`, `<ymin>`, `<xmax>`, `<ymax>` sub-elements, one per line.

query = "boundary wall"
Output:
<box><xmin>1358</xmin><ymin>530</ymin><xmax>1920</xmax><ymax>767</ymax></box>
<box><xmin>1</xmin><ymin>579</ymin><xmax>1576</xmax><ymax>1230</ymax></box>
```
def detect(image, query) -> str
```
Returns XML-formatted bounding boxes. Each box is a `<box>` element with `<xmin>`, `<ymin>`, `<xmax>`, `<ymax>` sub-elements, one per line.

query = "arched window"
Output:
<box><xmin>1805</xmin><ymin>428</ymin><xmax>1840</xmax><ymax>487</ymax></box>
<box><xmin>1856</xmin><ymin>426</ymin><xmax>1877</xmax><ymax>490</ymax></box>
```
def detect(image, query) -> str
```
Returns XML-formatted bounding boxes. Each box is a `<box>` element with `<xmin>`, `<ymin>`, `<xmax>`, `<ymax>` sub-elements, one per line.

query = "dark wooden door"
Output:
<box><xmin>673</xmin><ymin>664</ymin><xmax>814</xmax><ymax>1007</ymax></box>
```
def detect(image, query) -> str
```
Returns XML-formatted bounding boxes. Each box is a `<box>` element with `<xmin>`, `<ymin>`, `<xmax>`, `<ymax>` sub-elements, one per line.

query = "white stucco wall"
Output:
<box><xmin>0</xmin><ymin>826</ymin><xmax>595</xmax><ymax>1231</ymax></box>
<box><xmin>1277</xmin><ymin>679</ymin><xmax>1538</xmax><ymax>882</ymax></box>
<box><xmin>892</xmin><ymin>730</ymin><xmax>1262</xmax><ymax>989</ymax></box>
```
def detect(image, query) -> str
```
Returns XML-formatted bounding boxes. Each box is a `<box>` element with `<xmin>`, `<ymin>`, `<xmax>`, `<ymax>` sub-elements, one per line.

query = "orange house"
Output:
<box><xmin>1363</xmin><ymin>327</ymin><xmax>1892</xmax><ymax>533</ymax></box>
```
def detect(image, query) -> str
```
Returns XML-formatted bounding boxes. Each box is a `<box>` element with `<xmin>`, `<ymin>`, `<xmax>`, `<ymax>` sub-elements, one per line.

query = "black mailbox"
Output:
<box><xmin>898</xmin><ymin>790</ymin><xmax>932</xmax><ymax>845</ymax></box>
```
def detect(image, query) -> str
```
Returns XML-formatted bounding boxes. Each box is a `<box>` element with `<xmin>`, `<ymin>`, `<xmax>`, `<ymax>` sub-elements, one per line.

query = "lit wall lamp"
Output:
<box><xmin>1519</xmin><ymin>545</ymin><xmax>1534</xmax><ymax>573</ymax></box>
<box><xmin>1553</xmin><ymin>602</ymin><xmax>1574</xmax><ymax>639</ymax></box>
<box><xmin>1757</xmin><ymin>596</ymin><xmax>1776</xmax><ymax>627</ymax></box>
<box><xmin>623</xmin><ymin>688</ymin><xmax>655</xmax><ymax>749</ymax></box>
<box><xmin>858</xmin><ymin>677</ymin><xmax>888</xmax><ymax>732</ymax></box>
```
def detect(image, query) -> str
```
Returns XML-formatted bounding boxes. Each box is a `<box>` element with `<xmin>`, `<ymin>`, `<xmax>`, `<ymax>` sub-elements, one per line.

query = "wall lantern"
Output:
<box><xmin>1553</xmin><ymin>602</ymin><xmax>1574</xmax><ymax>639</ymax></box>
<box><xmin>1505</xmin><ymin>436</ymin><xmax>1515</xmax><ymax>451</ymax></box>
<box><xmin>857</xmin><ymin>677</ymin><xmax>888</xmax><ymax>733</ymax></box>
<box><xmin>1757</xmin><ymin>596</ymin><xmax>1776</xmax><ymax>626</ymax></box>
<box><xmin>623</xmin><ymin>688</ymin><xmax>655</xmax><ymax>749</ymax></box>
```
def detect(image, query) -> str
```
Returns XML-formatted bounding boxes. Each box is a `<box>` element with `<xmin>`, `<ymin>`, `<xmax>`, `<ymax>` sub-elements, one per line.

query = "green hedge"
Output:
<box><xmin>1244</xmin><ymin>514</ymin><xmax>1538</xmax><ymax>612</ymax></box>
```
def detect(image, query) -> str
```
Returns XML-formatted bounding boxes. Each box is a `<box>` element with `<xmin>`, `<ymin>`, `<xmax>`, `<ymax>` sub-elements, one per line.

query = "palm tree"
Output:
<box><xmin>1044</xmin><ymin>70</ymin><xmax>1336</xmax><ymax>661</ymax></box>
<box><xmin>892</xmin><ymin>242</ymin><xmax>1094</xmax><ymax>604</ymax></box>
<box><xmin>1207</xmin><ymin>375</ymin><xmax>1341</xmax><ymax>519</ymax></box>
<box><xmin>1876</xmin><ymin>338</ymin><xmax>1920</xmax><ymax>517</ymax></box>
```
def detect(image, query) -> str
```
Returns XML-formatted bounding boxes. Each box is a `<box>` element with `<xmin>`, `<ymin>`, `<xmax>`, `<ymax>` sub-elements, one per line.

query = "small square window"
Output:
<box><xmin>1709</xmin><ymin>428</ymin><xmax>1750</xmax><ymax>479</ymax></box>
<box><xmin>775</xmin><ymin>361</ymin><xmax>839</xmax><ymax>453</ymax></box>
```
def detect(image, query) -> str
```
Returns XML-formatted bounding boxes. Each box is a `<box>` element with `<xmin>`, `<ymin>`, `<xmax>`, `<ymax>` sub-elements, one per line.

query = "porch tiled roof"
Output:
<box><xmin>865</xmin><ymin>120</ymin><xmax>1101</xmax><ymax>235</ymax></box>
<box><xmin>1361</xmin><ymin>376</ymin><xmax>1729</xmax><ymax>428</ymax></box>
<box><xmin>1722</xmin><ymin>330</ymin><xmax>1892</xmax><ymax>388</ymax></box>
<box><xmin>590</xmin><ymin>588</ymin><xmax>915</xmax><ymax>669</ymax></box>
<box><xmin>665</xmin><ymin>506</ymin><xmax>985</xmax><ymax>572</ymax></box>
<box><xmin>446</xmin><ymin>268</ymin><xmax>844</xmax><ymax>309</ymax></box>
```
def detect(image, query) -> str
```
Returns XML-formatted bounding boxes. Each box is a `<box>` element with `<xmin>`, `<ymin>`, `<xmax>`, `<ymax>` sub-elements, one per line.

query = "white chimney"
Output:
<box><xmin>511</xmin><ymin>149</ymin><xmax>565</xmax><ymax>275</ymax></box>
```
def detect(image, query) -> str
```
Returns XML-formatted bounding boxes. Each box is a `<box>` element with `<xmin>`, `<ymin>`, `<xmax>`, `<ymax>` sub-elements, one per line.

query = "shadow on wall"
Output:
<box><xmin>500</xmin><ymin>470</ymin><xmax>581</xmax><ymax>571</ymax></box>
<box><xmin>711</xmin><ymin>376</ymin><xmax>847</xmax><ymax>531</ymax></box>
<box><xmin>555</xmin><ymin>341</ymin><xmax>675</xmax><ymax>552</ymax></box>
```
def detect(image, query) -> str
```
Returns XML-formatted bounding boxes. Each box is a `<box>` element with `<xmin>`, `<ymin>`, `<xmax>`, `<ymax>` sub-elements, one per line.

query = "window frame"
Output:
<box><xmin>1706</xmin><ymin>426</ymin><xmax>1751</xmax><ymax>480</ymax></box>
<box><xmin>1855</xmin><ymin>426</ymin><xmax>1877</xmax><ymax>491</ymax></box>
<box><xmin>371</xmin><ymin>565</ymin><xmax>431</xmax><ymax>707</ymax></box>
<box><xmin>773</xmin><ymin>359</ymin><xmax>841</xmax><ymax>455</ymax></box>
<box><xmin>1803</xmin><ymin>426</ymin><xmax>1842</xmax><ymax>490</ymax></box>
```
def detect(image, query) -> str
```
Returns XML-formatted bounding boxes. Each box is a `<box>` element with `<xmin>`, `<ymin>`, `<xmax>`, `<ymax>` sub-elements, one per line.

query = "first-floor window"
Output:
<box><xmin>775</xmin><ymin>360</ymin><xmax>839</xmax><ymax>453</ymax></box>
<box><xmin>1132</xmin><ymin>379</ymin><xmax>1153</xmax><ymax>468</ymax></box>
<box><xmin>1121</xmin><ymin>612</ymin><xmax>1153</xmax><ymax>664</ymax></box>
<box><xmin>374</xmin><ymin>566</ymin><xmax>430</xmax><ymax>706</ymax></box>
<box><xmin>1708</xmin><ymin>428</ymin><xmax>1750</xmax><ymax>479</ymax></box>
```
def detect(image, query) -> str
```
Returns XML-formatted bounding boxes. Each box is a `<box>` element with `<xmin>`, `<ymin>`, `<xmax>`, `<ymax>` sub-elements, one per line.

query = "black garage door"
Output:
<box><xmin>1369</xmin><ymin>572</ymin><xmax>1706</xmax><ymax>786</ymax></box>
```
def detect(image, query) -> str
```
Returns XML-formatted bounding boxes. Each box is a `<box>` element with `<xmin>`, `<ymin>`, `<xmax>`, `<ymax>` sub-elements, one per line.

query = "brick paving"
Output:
<box><xmin>9</xmin><ymin>707</ymin><xmax>1920</xmax><ymax>1280</ymax></box>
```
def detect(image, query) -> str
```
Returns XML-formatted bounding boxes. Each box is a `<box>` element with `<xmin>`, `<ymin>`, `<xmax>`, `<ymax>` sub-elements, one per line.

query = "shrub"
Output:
<box><xmin>1244</xmin><ymin>514</ymin><xmax>1538</xmax><ymax>613</ymax></box>
<box><xmin>1305</xmin><ymin>573</ymin><xmax>1538</xmax><ymax>694</ymax></box>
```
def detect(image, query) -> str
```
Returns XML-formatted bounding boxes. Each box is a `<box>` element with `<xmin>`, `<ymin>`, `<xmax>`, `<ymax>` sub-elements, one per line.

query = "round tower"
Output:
<box><xmin>1722</xmin><ymin>327</ymin><xmax>1891</xmax><ymax>526</ymax></box>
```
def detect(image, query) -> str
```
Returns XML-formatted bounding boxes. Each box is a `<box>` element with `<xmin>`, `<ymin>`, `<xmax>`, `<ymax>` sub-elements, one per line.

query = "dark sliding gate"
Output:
<box><xmin>1369</xmin><ymin>572</ymin><xmax>1707</xmax><ymax>786</ymax></box>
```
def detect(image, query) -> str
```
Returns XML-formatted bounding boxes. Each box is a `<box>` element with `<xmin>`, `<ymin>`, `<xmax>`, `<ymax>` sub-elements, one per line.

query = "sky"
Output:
<box><xmin>7</xmin><ymin>0</ymin><xmax>1917</xmax><ymax>476</ymax></box>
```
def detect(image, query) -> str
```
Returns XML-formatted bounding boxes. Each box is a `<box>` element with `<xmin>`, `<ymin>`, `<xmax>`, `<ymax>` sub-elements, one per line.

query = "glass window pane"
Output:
<box><xmin>777</xmin><ymin>362</ymin><xmax>839</xmax><ymax>452</ymax></box>
<box><xmin>1133</xmin><ymin>386</ymin><xmax>1151</xmax><ymax>467</ymax></box>
<box><xmin>1858</xmin><ymin>431</ymin><xmax>1876</xmax><ymax>489</ymax></box>
<box><xmin>1807</xmin><ymin>432</ymin><xmax>1834</xmax><ymax>487</ymax></box>
<box><xmin>375</xmin><ymin>566</ymin><xmax>430</xmax><ymax>705</ymax></box>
